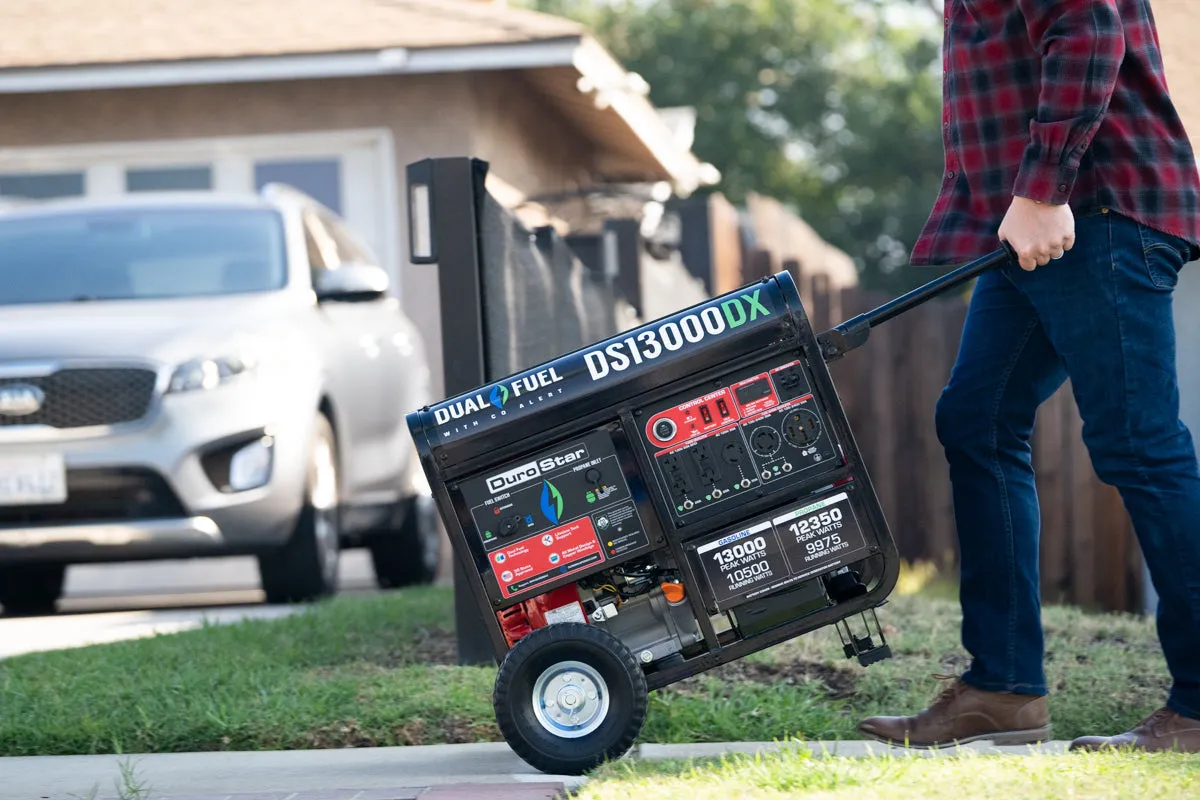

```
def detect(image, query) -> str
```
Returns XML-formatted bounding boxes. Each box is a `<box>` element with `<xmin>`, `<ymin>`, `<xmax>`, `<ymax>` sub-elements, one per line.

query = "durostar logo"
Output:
<box><xmin>484</xmin><ymin>445</ymin><xmax>589</xmax><ymax>494</ymax></box>
<box><xmin>541</xmin><ymin>480</ymin><xmax>564</xmax><ymax>525</ymax></box>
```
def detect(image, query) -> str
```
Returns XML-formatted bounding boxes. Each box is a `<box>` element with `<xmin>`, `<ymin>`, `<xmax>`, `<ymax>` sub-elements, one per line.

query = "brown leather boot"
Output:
<box><xmin>858</xmin><ymin>674</ymin><xmax>1052</xmax><ymax>748</ymax></box>
<box><xmin>1069</xmin><ymin>707</ymin><xmax>1200</xmax><ymax>753</ymax></box>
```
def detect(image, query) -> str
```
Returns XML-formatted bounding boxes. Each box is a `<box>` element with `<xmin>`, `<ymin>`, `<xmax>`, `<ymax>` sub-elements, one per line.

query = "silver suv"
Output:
<box><xmin>0</xmin><ymin>185</ymin><xmax>441</xmax><ymax>614</ymax></box>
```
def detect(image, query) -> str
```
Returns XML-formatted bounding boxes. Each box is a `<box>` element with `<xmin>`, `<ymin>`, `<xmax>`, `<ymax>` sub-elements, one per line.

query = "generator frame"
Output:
<box><xmin>406</xmin><ymin>247</ymin><xmax>1012</xmax><ymax>775</ymax></box>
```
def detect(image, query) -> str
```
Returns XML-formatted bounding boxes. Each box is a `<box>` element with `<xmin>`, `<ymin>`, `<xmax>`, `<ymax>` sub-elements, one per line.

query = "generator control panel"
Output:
<box><xmin>637</xmin><ymin>358</ymin><xmax>841</xmax><ymax>526</ymax></box>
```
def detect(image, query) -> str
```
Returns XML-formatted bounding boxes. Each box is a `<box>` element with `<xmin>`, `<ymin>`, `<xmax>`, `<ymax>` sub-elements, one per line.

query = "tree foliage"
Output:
<box><xmin>519</xmin><ymin>0</ymin><xmax>948</xmax><ymax>292</ymax></box>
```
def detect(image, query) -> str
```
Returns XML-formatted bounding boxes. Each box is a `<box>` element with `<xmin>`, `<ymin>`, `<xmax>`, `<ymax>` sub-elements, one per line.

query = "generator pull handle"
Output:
<box><xmin>816</xmin><ymin>242</ymin><xmax>1015</xmax><ymax>362</ymax></box>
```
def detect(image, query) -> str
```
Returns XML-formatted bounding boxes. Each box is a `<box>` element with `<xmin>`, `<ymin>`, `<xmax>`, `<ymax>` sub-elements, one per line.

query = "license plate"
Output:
<box><xmin>0</xmin><ymin>454</ymin><xmax>67</xmax><ymax>506</ymax></box>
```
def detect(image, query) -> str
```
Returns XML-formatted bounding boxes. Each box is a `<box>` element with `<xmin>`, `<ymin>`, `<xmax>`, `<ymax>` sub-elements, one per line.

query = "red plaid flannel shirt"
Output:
<box><xmin>910</xmin><ymin>0</ymin><xmax>1200</xmax><ymax>266</ymax></box>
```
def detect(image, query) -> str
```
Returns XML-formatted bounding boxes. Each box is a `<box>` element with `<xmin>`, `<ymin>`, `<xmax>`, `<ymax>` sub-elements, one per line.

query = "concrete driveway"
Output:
<box><xmin>0</xmin><ymin>550</ymin><xmax>385</xmax><ymax>660</ymax></box>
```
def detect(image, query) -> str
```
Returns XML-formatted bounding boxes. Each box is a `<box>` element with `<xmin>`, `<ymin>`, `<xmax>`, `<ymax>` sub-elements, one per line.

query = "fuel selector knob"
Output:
<box><xmin>652</xmin><ymin>418</ymin><xmax>677</xmax><ymax>442</ymax></box>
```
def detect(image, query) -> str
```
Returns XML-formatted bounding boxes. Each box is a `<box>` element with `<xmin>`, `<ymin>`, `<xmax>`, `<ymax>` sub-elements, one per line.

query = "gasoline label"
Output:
<box><xmin>696</xmin><ymin>520</ymin><xmax>787</xmax><ymax>605</ymax></box>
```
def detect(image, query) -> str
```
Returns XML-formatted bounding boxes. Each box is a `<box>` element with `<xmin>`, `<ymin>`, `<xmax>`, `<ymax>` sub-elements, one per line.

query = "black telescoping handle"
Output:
<box><xmin>817</xmin><ymin>242</ymin><xmax>1016</xmax><ymax>362</ymax></box>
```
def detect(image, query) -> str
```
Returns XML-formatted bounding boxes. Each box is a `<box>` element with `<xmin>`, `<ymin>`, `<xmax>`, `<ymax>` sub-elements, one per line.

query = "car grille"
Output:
<box><xmin>0</xmin><ymin>468</ymin><xmax>186</xmax><ymax>527</ymax></box>
<box><xmin>0</xmin><ymin>368</ymin><xmax>158</xmax><ymax>429</ymax></box>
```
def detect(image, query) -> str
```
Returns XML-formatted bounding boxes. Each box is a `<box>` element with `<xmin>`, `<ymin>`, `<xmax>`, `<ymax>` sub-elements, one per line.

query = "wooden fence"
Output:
<box><xmin>677</xmin><ymin>190</ymin><xmax>1147</xmax><ymax>612</ymax></box>
<box><xmin>784</xmin><ymin>258</ymin><xmax>1145</xmax><ymax>613</ymax></box>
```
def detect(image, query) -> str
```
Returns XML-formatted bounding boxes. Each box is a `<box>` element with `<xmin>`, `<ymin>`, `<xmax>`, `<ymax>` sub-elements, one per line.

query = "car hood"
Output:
<box><xmin>0</xmin><ymin>293</ymin><xmax>305</xmax><ymax>367</ymax></box>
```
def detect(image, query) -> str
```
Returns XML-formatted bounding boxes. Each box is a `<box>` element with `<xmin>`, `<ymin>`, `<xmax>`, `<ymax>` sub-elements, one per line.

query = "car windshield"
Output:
<box><xmin>0</xmin><ymin>205</ymin><xmax>288</xmax><ymax>306</ymax></box>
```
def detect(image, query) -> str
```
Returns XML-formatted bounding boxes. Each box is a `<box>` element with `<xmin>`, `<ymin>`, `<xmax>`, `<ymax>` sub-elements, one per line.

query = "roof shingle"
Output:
<box><xmin>0</xmin><ymin>0</ymin><xmax>583</xmax><ymax>70</ymax></box>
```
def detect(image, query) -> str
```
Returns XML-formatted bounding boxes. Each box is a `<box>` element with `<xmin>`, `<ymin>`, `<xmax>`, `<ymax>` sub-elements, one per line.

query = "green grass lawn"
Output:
<box><xmin>0</xmin><ymin>568</ymin><xmax>1177</xmax><ymax>757</ymax></box>
<box><xmin>576</xmin><ymin>748</ymin><xmax>1200</xmax><ymax>800</ymax></box>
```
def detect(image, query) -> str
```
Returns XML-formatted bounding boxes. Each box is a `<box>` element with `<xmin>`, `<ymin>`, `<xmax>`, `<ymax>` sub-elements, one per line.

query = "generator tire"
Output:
<box><xmin>493</xmin><ymin>622</ymin><xmax>647</xmax><ymax>775</ymax></box>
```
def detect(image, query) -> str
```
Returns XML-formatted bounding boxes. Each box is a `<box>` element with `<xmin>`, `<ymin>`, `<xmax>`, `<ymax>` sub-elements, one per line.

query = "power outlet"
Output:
<box><xmin>771</xmin><ymin>364</ymin><xmax>810</xmax><ymax>401</ymax></box>
<box><xmin>690</xmin><ymin>443</ymin><xmax>721</xmax><ymax>485</ymax></box>
<box><xmin>750</xmin><ymin>426</ymin><xmax>781</xmax><ymax>456</ymax></box>
<box><xmin>783</xmin><ymin>409</ymin><xmax>822</xmax><ymax>448</ymax></box>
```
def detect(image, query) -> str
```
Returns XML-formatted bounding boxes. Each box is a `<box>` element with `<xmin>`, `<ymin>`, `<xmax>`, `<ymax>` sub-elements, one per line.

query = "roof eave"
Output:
<box><xmin>0</xmin><ymin>38</ymin><xmax>583</xmax><ymax>94</ymax></box>
<box><xmin>0</xmin><ymin>37</ymin><xmax>719</xmax><ymax>196</ymax></box>
<box><xmin>571</xmin><ymin>36</ymin><xmax>719</xmax><ymax>196</ymax></box>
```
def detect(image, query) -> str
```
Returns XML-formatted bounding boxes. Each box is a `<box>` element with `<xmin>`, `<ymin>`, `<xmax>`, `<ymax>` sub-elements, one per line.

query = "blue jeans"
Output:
<box><xmin>936</xmin><ymin>209</ymin><xmax>1200</xmax><ymax>720</ymax></box>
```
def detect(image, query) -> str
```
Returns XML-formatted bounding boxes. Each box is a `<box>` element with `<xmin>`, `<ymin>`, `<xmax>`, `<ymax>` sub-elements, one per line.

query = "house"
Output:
<box><xmin>0</xmin><ymin>0</ymin><xmax>716</xmax><ymax>400</ymax></box>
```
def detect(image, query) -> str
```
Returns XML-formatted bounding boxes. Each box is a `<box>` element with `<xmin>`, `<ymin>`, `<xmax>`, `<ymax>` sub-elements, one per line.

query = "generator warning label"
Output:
<box><xmin>592</xmin><ymin>501</ymin><xmax>648</xmax><ymax>558</ymax></box>
<box><xmin>773</xmin><ymin>492</ymin><xmax>869</xmax><ymax>577</ymax></box>
<box><xmin>489</xmin><ymin>517</ymin><xmax>605</xmax><ymax>599</ymax></box>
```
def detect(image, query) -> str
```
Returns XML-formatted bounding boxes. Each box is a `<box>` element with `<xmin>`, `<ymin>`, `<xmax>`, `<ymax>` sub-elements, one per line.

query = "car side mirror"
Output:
<box><xmin>313</xmin><ymin>263</ymin><xmax>389</xmax><ymax>302</ymax></box>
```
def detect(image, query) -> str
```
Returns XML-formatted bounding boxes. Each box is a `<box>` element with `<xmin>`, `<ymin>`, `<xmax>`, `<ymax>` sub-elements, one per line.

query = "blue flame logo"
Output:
<box><xmin>488</xmin><ymin>384</ymin><xmax>510</xmax><ymax>410</ymax></box>
<box><xmin>540</xmin><ymin>480</ymin><xmax>564</xmax><ymax>525</ymax></box>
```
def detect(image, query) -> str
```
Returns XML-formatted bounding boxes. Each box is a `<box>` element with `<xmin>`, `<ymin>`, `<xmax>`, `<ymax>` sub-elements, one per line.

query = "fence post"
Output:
<box><xmin>674</xmin><ymin>193</ymin><xmax>717</xmax><ymax>295</ymax></box>
<box><xmin>405</xmin><ymin>156</ymin><xmax>497</xmax><ymax>667</ymax></box>
<box><xmin>605</xmin><ymin>218</ymin><xmax>643</xmax><ymax>316</ymax></box>
<box><xmin>745</xmin><ymin>248</ymin><xmax>773</xmax><ymax>283</ymax></box>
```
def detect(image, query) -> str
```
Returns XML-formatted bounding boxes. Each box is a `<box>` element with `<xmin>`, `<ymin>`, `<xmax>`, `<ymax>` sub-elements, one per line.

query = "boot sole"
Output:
<box><xmin>859</xmin><ymin>725</ymin><xmax>1053</xmax><ymax>750</ymax></box>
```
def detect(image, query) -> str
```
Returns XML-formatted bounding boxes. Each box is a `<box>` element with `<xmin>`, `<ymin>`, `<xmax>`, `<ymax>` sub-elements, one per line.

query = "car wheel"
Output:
<box><xmin>0</xmin><ymin>563</ymin><xmax>66</xmax><ymax>616</ymax></box>
<box><xmin>368</xmin><ymin>492</ymin><xmax>442</xmax><ymax>588</ymax></box>
<box><xmin>258</xmin><ymin>413</ymin><xmax>341</xmax><ymax>604</ymax></box>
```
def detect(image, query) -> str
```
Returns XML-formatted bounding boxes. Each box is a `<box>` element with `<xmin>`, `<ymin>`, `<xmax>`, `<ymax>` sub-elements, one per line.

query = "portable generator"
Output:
<box><xmin>405</xmin><ymin>247</ymin><xmax>1012</xmax><ymax>775</ymax></box>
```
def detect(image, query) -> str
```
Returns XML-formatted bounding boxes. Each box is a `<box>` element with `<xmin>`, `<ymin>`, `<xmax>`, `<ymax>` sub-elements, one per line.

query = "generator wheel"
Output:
<box><xmin>493</xmin><ymin>622</ymin><xmax>647</xmax><ymax>775</ymax></box>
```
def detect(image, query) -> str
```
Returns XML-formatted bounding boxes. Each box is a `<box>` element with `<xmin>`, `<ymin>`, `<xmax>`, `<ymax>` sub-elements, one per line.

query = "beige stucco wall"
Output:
<box><xmin>1157</xmin><ymin>0</ymin><xmax>1198</xmax><ymax>141</ymax></box>
<box><xmin>0</xmin><ymin>71</ymin><xmax>598</xmax><ymax>400</ymax></box>
<box><xmin>468</xmin><ymin>71</ymin><xmax>593</xmax><ymax>203</ymax></box>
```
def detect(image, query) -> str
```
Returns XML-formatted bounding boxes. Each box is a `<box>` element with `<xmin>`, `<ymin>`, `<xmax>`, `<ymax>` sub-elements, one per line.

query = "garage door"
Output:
<box><xmin>0</xmin><ymin>129</ymin><xmax>399</xmax><ymax>290</ymax></box>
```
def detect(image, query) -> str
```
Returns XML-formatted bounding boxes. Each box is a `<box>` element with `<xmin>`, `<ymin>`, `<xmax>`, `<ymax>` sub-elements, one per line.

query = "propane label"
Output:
<box><xmin>489</xmin><ymin>517</ymin><xmax>605</xmax><ymax>599</ymax></box>
<box><xmin>773</xmin><ymin>491</ymin><xmax>869</xmax><ymax>577</ymax></box>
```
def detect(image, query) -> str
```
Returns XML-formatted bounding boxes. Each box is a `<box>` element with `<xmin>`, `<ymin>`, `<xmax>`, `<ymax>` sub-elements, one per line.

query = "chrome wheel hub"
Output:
<box><xmin>532</xmin><ymin>660</ymin><xmax>608</xmax><ymax>739</ymax></box>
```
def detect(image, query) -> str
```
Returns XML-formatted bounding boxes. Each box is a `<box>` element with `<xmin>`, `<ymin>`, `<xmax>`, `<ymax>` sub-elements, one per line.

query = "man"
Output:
<box><xmin>857</xmin><ymin>0</ymin><xmax>1200</xmax><ymax>752</ymax></box>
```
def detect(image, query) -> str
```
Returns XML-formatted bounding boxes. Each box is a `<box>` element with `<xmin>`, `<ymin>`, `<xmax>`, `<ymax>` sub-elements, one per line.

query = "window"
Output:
<box><xmin>0</xmin><ymin>171</ymin><xmax>85</xmax><ymax>200</ymax></box>
<box><xmin>255</xmin><ymin>158</ymin><xmax>342</xmax><ymax>214</ymax></box>
<box><xmin>126</xmin><ymin>166</ymin><xmax>213</xmax><ymax>192</ymax></box>
<box><xmin>0</xmin><ymin>207</ymin><xmax>287</xmax><ymax>306</ymax></box>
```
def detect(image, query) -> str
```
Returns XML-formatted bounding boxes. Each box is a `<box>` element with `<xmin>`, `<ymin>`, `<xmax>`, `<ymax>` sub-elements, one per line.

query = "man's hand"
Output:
<box><xmin>998</xmin><ymin>196</ymin><xmax>1076</xmax><ymax>271</ymax></box>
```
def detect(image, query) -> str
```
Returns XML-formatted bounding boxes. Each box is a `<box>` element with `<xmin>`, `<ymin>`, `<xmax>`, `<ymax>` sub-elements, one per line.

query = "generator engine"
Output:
<box><xmin>407</xmin><ymin>252</ymin><xmax>1013</xmax><ymax>775</ymax></box>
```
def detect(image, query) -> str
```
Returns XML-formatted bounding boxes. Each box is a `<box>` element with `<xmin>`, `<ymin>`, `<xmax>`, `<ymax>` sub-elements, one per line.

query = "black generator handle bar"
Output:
<box><xmin>816</xmin><ymin>242</ymin><xmax>1016</xmax><ymax>362</ymax></box>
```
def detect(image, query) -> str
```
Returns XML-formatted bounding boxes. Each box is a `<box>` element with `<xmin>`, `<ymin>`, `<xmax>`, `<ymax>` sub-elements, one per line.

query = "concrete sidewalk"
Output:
<box><xmin>0</xmin><ymin>740</ymin><xmax>1074</xmax><ymax>800</ymax></box>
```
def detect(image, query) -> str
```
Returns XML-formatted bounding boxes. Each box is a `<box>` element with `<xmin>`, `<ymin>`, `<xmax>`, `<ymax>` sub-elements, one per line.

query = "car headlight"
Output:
<box><xmin>168</xmin><ymin>356</ymin><xmax>256</xmax><ymax>394</ymax></box>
